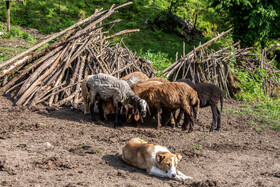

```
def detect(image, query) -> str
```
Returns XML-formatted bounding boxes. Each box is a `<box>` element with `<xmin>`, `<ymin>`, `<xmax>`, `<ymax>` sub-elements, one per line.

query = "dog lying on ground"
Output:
<box><xmin>122</xmin><ymin>138</ymin><xmax>192</xmax><ymax>181</ymax></box>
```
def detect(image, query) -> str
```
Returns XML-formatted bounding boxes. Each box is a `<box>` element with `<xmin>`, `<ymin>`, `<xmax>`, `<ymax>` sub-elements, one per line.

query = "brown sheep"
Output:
<box><xmin>131</xmin><ymin>81</ymin><xmax>164</xmax><ymax>95</ymax></box>
<box><xmin>138</xmin><ymin>82</ymin><xmax>200</xmax><ymax>132</ymax></box>
<box><xmin>146</xmin><ymin>77</ymin><xmax>170</xmax><ymax>83</ymax></box>
<box><xmin>120</xmin><ymin>71</ymin><xmax>149</xmax><ymax>81</ymax></box>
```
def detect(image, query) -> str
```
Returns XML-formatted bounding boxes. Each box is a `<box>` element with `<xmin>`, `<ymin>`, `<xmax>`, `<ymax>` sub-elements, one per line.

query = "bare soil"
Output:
<box><xmin>0</xmin><ymin>95</ymin><xmax>279</xmax><ymax>187</ymax></box>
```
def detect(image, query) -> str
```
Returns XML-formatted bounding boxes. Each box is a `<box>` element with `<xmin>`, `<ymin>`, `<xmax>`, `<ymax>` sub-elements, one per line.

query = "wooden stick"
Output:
<box><xmin>16</xmin><ymin>43</ymin><xmax>70</xmax><ymax>105</ymax></box>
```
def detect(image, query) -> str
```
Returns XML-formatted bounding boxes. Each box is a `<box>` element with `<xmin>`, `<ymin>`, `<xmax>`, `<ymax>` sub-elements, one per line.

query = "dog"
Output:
<box><xmin>122</xmin><ymin>138</ymin><xmax>192</xmax><ymax>181</ymax></box>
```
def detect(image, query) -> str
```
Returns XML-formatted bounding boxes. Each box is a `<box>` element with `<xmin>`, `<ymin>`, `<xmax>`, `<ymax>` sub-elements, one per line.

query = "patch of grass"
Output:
<box><xmin>192</xmin><ymin>144</ymin><xmax>202</xmax><ymax>150</ymax></box>
<box><xmin>136</xmin><ymin>136</ymin><xmax>144</xmax><ymax>139</ymax></box>
<box><xmin>41</xmin><ymin>123</ymin><xmax>47</xmax><ymax>128</ymax></box>
<box><xmin>248</xmin><ymin>121</ymin><xmax>257</xmax><ymax>126</ymax></box>
<box><xmin>256</xmin><ymin>124</ymin><xmax>269</xmax><ymax>133</ymax></box>
<box><xmin>202</xmin><ymin>132</ymin><xmax>209</xmax><ymax>136</ymax></box>
<box><xmin>180</xmin><ymin>135</ymin><xmax>186</xmax><ymax>139</ymax></box>
<box><xmin>224</xmin><ymin>99</ymin><xmax>280</xmax><ymax>131</ymax></box>
<box><xmin>138</xmin><ymin>50</ymin><xmax>172</xmax><ymax>77</ymax></box>
<box><xmin>0</xmin><ymin>47</ymin><xmax>26</xmax><ymax>52</ymax></box>
<box><xmin>0</xmin><ymin>25</ymin><xmax>37</xmax><ymax>43</ymax></box>
<box><xmin>223</xmin><ymin>108</ymin><xmax>246</xmax><ymax>115</ymax></box>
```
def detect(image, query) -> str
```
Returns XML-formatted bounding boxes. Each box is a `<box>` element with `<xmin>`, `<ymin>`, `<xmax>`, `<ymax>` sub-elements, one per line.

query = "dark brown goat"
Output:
<box><xmin>177</xmin><ymin>79</ymin><xmax>223</xmax><ymax>132</ymax></box>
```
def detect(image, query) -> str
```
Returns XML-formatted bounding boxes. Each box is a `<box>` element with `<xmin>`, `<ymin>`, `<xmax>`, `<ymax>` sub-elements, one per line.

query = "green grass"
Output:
<box><xmin>224</xmin><ymin>100</ymin><xmax>280</xmax><ymax>132</ymax></box>
<box><xmin>0</xmin><ymin>0</ymin><xmax>233</xmax><ymax>63</ymax></box>
<box><xmin>193</xmin><ymin>144</ymin><xmax>202</xmax><ymax>150</ymax></box>
<box><xmin>0</xmin><ymin>24</ymin><xmax>37</xmax><ymax>43</ymax></box>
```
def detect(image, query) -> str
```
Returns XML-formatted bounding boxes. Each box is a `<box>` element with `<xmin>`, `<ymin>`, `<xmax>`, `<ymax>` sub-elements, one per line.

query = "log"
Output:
<box><xmin>16</xmin><ymin>44</ymin><xmax>70</xmax><ymax>105</ymax></box>
<box><xmin>0</xmin><ymin>2</ymin><xmax>133</xmax><ymax>69</ymax></box>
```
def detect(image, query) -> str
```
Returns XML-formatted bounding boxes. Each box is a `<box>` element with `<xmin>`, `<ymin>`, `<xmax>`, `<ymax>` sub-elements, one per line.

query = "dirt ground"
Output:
<box><xmin>0</xmin><ymin>95</ymin><xmax>279</xmax><ymax>187</ymax></box>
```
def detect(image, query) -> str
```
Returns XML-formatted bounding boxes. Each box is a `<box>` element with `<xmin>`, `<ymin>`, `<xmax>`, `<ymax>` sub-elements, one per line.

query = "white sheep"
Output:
<box><xmin>86</xmin><ymin>73</ymin><xmax>149</xmax><ymax>128</ymax></box>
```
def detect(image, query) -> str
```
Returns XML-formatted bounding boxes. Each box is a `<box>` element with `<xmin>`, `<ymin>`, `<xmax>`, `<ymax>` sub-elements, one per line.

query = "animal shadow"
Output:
<box><xmin>101</xmin><ymin>154</ymin><xmax>147</xmax><ymax>175</ymax></box>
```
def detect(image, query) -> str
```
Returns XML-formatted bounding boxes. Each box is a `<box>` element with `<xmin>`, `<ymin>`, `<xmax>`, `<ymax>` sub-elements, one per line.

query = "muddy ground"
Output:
<box><xmin>0</xmin><ymin>95</ymin><xmax>279</xmax><ymax>187</ymax></box>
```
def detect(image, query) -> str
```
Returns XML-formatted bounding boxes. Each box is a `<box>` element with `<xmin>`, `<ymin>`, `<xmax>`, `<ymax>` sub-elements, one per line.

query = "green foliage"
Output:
<box><xmin>209</xmin><ymin>0</ymin><xmax>280</xmax><ymax>47</ymax></box>
<box><xmin>138</xmin><ymin>50</ymin><xmax>172</xmax><ymax>77</ymax></box>
<box><xmin>234</xmin><ymin>69</ymin><xmax>267</xmax><ymax>101</ymax></box>
<box><xmin>0</xmin><ymin>24</ymin><xmax>36</xmax><ymax>42</ymax></box>
<box><xmin>193</xmin><ymin>144</ymin><xmax>202</xmax><ymax>150</ymax></box>
<box><xmin>224</xmin><ymin>100</ymin><xmax>280</xmax><ymax>131</ymax></box>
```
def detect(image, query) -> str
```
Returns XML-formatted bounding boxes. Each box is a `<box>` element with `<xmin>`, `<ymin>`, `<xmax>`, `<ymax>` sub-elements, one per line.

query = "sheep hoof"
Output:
<box><xmin>215</xmin><ymin>127</ymin><xmax>221</xmax><ymax>131</ymax></box>
<box><xmin>188</xmin><ymin>129</ymin><xmax>193</xmax><ymax>133</ymax></box>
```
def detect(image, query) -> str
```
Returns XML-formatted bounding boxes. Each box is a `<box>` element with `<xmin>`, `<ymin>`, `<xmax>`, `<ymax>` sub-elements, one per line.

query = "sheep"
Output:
<box><xmin>82</xmin><ymin>75</ymin><xmax>113</xmax><ymax>120</ymax></box>
<box><xmin>137</xmin><ymin>82</ymin><xmax>200</xmax><ymax>132</ymax></box>
<box><xmin>127</xmin><ymin>81</ymin><xmax>163</xmax><ymax>124</ymax></box>
<box><xmin>97</xmin><ymin>72</ymin><xmax>151</xmax><ymax>122</ymax></box>
<box><xmin>120</xmin><ymin>71</ymin><xmax>149</xmax><ymax>82</ymax></box>
<box><xmin>130</xmin><ymin>80</ymin><xmax>177</xmax><ymax>128</ymax></box>
<box><xmin>145</xmin><ymin>77</ymin><xmax>170</xmax><ymax>83</ymax></box>
<box><xmin>86</xmin><ymin>73</ymin><xmax>149</xmax><ymax>129</ymax></box>
<box><xmin>177</xmin><ymin>78</ymin><xmax>223</xmax><ymax>132</ymax></box>
<box><xmin>131</xmin><ymin>81</ymin><xmax>164</xmax><ymax>95</ymax></box>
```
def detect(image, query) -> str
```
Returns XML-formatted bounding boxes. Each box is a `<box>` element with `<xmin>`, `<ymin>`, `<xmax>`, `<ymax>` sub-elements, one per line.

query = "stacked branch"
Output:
<box><xmin>0</xmin><ymin>1</ymin><xmax>155</xmax><ymax>108</ymax></box>
<box><xmin>163</xmin><ymin>29</ymin><xmax>280</xmax><ymax>98</ymax></box>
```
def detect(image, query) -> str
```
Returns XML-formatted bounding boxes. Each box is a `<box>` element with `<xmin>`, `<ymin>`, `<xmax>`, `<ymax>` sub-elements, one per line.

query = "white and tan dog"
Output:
<box><xmin>122</xmin><ymin>138</ymin><xmax>192</xmax><ymax>181</ymax></box>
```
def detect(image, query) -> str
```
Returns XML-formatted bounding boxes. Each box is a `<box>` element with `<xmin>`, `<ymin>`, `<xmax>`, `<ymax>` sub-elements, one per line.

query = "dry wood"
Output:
<box><xmin>16</xmin><ymin>44</ymin><xmax>70</xmax><ymax>105</ymax></box>
<box><xmin>1</xmin><ymin>1</ymin><xmax>155</xmax><ymax>107</ymax></box>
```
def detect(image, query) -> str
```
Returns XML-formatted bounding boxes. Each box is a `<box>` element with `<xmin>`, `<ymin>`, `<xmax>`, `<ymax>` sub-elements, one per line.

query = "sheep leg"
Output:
<box><xmin>182</xmin><ymin>112</ymin><xmax>187</xmax><ymax>131</ymax></box>
<box><xmin>175</xmin><ymin>109</ymin><xmax>184</xmax><ymax>127</ymax></box>
<box><xmin>89</xmin><ymin>92</ymin><xmax>97</xmax><ymax>122</ymax></box>
<box><xmin>118</xmin><ymin>105</ymin><xmax>123</xmax><ymax>127</ymax></box>
<box><xmin>183</xmin><ymin>111</ymin><xmax>194</xmax><ymax>133</ymax></box>
<box><xmin>193</xmin><ymin>107</ymin><xmax>198</xmax><ymax>123</ymax></box>
<box><xmin>114</xmin><ymin>105</ymin><xmax>120</xmax><ymax>129</ymax></box>
<box><xmin>182</xmin><ymin>105</ymin><xmax>194</xmax><ymax>132</ymax></box>
<box><xmin>156</xmin><ymin>109</ymin><xmax>162</xmax><ymax>130</ymax></box>
<box><xmin>161</xmin><ymin>108</ymin><xmax>171</xmax><ymax>126</ymax></box>
<box><xmin>90</xmin><ymin>103</ymin><xmax>97</xmax><ymax>122</ymax></box>
<box><xmin>97</xmin><ymin>99</ymin><xmax>105</xmax><ymax>121</ymax></box>
<box><xmin>210</xmin><ymin>105</ymin><xmax>218</xmax><ymax>132</ymax></box>
<box><xmin>216</xmin><ymin>108</ymin><xmax>221</xmax><ymax>130</ymax></box>
<box><xmin>170</xmin><ymin>110</ymin><xmax>177</xmax><ymax>128</ymax></box>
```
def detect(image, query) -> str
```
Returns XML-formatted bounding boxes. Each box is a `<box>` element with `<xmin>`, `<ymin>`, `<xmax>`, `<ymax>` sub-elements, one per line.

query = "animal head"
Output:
<box><xmin>126</xmin><ymin>76</ymin><xmax>140</xmax><ymax>86</ymax></box>
<box><xmin>126</xmin><ymin>105</ymin><xmax>140</xmax><ymax>123</ymax></box>
<box><xmin>156</xmin><ymin>152</ymin><xmax>182</xmax><ymax>178</ymax></box>
<box><xmin>130</xmin><ymin>95</ymin><xmax>150</xmax><ymax>118</ymax></box>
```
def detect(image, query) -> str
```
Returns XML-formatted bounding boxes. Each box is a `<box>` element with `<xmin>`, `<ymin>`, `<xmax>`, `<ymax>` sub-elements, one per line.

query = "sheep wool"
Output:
<box><xmin>87</xmin><ymin>73</ymin><xmax>135</xmax><ymax>106</ymax></box>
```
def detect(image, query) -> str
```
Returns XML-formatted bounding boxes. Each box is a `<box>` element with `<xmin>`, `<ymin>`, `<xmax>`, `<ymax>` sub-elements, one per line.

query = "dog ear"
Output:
<box><xmin>156</xmin><ymin>153</ymin><xmax>165</xmax><ymax>163</ymax></box>
<box><xmin>176</xmin><ymin>153</ymin><xmax>182</xmax><ymax>161</ymax></box>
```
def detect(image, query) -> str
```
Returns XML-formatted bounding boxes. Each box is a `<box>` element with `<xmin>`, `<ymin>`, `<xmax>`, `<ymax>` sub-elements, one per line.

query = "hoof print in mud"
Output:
<box><xmin>191</xmin><ymin>179</ymin><xmax>219</xmax><ymax>187</ymax></box>
<box><xmin>35</xmin><ymin>157</ymin><xmax>75</xmax><ymax>170</ymax></box>
<box><xmin>69</xmin><ymin>145</ymin><xmax>97</xmax><ymax>156</ymax></box>
<box><xmin>0</xmin><ymin>160</ymin><xmax>16</xmax><ymax>175</ymax></box>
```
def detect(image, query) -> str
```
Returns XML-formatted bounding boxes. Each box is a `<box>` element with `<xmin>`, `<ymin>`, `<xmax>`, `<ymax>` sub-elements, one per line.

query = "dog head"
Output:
<box><xmin>156</xmin><ymin>152</ymin><xmax>182</xmax><ymax>178</ymax></box>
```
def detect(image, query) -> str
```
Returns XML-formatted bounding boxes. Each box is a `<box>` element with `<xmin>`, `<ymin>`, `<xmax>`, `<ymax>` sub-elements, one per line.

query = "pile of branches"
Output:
<box><xmin>163</xmin><ymin>29</ymin><xmax>280</xmax><ymax>98</ymax></box>
<box><xmin>0</xmin><ymin>1</ymin><xmax>154</xmax><ymax>108</ymax></box>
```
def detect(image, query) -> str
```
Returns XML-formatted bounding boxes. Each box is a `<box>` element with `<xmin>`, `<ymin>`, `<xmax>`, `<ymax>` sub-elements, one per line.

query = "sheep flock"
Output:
<box><xmin>82</xmin><ymin>72</ymin><xmax>224</xmax><ymax>132</ymax></box>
